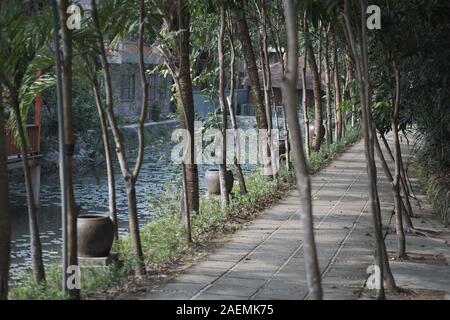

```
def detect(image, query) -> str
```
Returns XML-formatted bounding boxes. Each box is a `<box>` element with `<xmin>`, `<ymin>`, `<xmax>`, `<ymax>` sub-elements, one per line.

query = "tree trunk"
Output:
<box><xmin>58</xmin><ymin>0</ymin><xmax>79</xmax><ymax>299</ymax></box>
<box><xmin>92</xmin><ymin>81</ymin><xmax>118</xmax><ymax>239</ymax></box>
<box><xmin>391</xmin><ymin>63</ymin><xmax>406</xmax><ymax>258</ymax></box>
<box><xmin>324</xmin><ymin>26</ymin><xmax>333</xmax><ymax>145</ymax></box>
<box><xmin>233</xmin><ymin>6</ymin><xmax>271</xmax><ymax>176</ymax></box>
<box><xmin>233</xmin><ymin>7</ymin><xmax>268</xmax><ymax>131</ymax></box>
<box><xmin>218</xmin><ymin>5</ymin><xmax>229</xmax><ymax>210</ymax></box>
<box><xmin>226</xmin><ymin>10</ymin><xmax>247</xmax><ymax>195</ymax></box>
<box><xmin>176</xmin><ymin>54</ymin><xmax>200</xmax><ymax>214</ymax></box>
<box><xmin>331</xmin><ymin>32</ymin><xmax>343</xmax><ymax>141</ymax></box>
<box><xmin>91</xmin><ymin>0</ymin><xmax>145</xmax><ymax>276</ymax></box>
<box><xmin>304</xmin><ymin>18</ymin><xmax>324</xmax><ymax>151</ymax></box>
<box><xmin>381</xmin><ymin>132</ymin><xmax>414</xmax><ymax>217</ymax></box>
<box><xmin>343</xmin><ymin>0</ymin><xmax>397</xmax><ymax>297</ymax></box>
<box><xmin>258</xmin><ymin>1</ymin><xmax>277</xmax><ymax>178</ymax></box>
<box><xmin>267</xmin><ymin>18</ymin><xmax>291</xmax><ymax>171</ymax></box>
<box><xmin>0</xmin><ymin>89</ymin><xmax>11</xmax><ymax>300</ymax></box>
<box><xmin>301</xmin><ymin>49</ymin><xmax>310</xmax><ymax>156</ymax></box>
<box><xmin>374</xmin><ymin>133</ymin><xmax>414</xmax><ymax>230</ymax></box>
<box><xmin>125</xmin><ymin>181</ymin><xmax>145</xmax><ymax>274</ymax></box>
<box><xmin>282</xmin><ymin>0</ymin><xmax>322</xmax><ymax>300</ymax></box>
<box><xmin>11</xmin><ymin>95</ymin><xmax>45</xmax><ymax>284</ymax></box>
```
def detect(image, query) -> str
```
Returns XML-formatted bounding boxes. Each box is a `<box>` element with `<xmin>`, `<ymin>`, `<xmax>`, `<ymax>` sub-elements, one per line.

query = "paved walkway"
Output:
<box><xmin>141</xmin><ymin>137</ymin><xmax>450</xmax><ymax>300</ymax></box>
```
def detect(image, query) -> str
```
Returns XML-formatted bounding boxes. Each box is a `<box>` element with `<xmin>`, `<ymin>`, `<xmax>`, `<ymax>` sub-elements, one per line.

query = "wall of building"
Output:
<box><xmin>110</xmin><ymin>63</ymin><xmax>173</xmax><ymax>121</ymax></box>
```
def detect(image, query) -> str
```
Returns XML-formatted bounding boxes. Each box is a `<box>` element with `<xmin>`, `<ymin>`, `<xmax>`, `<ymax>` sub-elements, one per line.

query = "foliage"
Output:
<box><xmin>41</xmin><ymin>79</ymin><xmax>102</xmax><ymax>153</ymax></box>
<box><xmin>413</xmin><ymin>147</ymin><xmax>450</xmax><ymax>226</ymax></box>
<box><xmin>309</xmin><ymin>126</ymin><xmax>362</xmax><ymax>171</ymax></box>
<box><xmin>0</xmin><ymin>3</ymin><xmax>54</xmax><ymax>146</ymax></box>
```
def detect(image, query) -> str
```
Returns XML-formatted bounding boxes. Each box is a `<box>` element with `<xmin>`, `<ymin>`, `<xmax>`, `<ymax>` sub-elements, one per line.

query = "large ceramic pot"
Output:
<box><xmin>77</xmin><ymin>214</ymin><xmax>115</xmax><ymax>257</ymax></box>
<box><xmin>205</xmin><ymin>169</ymin><xmax>234</xmax><ymax>195</ymax></box>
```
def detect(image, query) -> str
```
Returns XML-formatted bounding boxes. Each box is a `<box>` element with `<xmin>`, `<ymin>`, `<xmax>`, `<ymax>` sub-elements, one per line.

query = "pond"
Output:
<box><xmin>8</xmin><ymin>117</ymin><xmax>260</xmax><ymax>280</ymax></box>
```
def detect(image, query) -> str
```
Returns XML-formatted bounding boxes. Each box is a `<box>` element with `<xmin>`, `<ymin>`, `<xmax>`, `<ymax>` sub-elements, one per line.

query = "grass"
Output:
<box><xmin>309</xmin><ymin>127</ymin><xmax>362</xmax><ymax>171</ymax></box>
<box><xmin>9</xmin><ymin>127</ymin><xmax>361</xmax><ymax>300</ymax></box>
<box><xmin>412</xmin><ymin>148</ymin><xmax>449</xmax><ymax>226</ymax></box>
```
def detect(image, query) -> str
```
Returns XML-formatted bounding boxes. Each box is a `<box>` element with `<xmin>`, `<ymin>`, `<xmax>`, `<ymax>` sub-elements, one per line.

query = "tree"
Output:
<box><xmin>90</xmin><ymin>0</ymin><xmax>147</xmax><ymax>276</ymax></box>
<box><xmin>231</xmin><ymin>2</ymin><xmax>272</xmax><ymax>177</ymax></box>
<box><xmin>303</xmin><ymin>11</ymin><xmax>325</xmax><ymax>151</ymax></box>
<box><xmin>217</xmin><ymin>3</ymin><xmax>229</xmax><ymax>209</ymax></box>
<box><xmin>57</xmin><ymin>0</ymin><xmax>80</xmax><ymax>299</ymax></box>
<box><xmin>342</xmin><ymin>0</ymin><xmax>396</xmax><ymax>298</ymax></box>
<box><xmin>226</xmin><ymin>9</ymin><xmax>247</xmax><ymax>195</ymax></box>
<box><xmin>331</xmin><ymin>31</ymin><xmax>343</xmax><ymax>141</ymax></box>
<box><xmin>281</xmin><ymin>0</ymin><xmax>322</xmax><ymax>300</ymax></box>
<box><xmin>323</xmin><ymin>23</ymin><xmax>333</xmax><ymax>144</ymax></box>
<box><xmin>0</xmin><ymin>86</ymin><xmax>11</xmax><ymax>300</ymax></box>
<box><xmin>0</xmin><ymin>2</ymin><xmax>51</xmax><ymax>285</ymax></box>
<box><xmin>256</xmin><ymin>0</ymin><xmax>277</xmax><ymax>178</ymax></box>
<box><xmin>154</xmin><ymin>0</ymin><xmax>200</xmax><ymax>216</ymax></box>
<box><xmin>72</xmin><ymin>24</ymin><xmax>118</xmax><ymax>239</ymax></box>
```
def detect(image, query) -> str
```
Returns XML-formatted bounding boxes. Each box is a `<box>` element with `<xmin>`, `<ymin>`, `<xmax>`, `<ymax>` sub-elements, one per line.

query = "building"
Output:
<box><xmin>107</xmin><ymin>42</ymin><xmax>173</xmax><ymax>121</ymax></box>
<box><xmin>76</xmin><ymin>0</ymin><xmax>174</xmax><ymax>121</ymax></box>
<box><xmin>241</xmin><ymin>57</ymin><xmax>319</xmax><ymax>116</ymax></box>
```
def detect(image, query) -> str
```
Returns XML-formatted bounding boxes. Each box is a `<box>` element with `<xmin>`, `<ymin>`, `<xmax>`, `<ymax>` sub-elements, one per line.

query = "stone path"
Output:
<box><xmin>141</xmin><ymin>137</ymin><xmax>450</xmax><ymax>300</ymax></box>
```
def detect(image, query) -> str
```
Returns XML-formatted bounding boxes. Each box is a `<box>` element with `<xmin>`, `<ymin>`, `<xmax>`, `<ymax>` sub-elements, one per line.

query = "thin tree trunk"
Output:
<box><xmin>381</xmin><ymin>132</ymin><xmax>414</xmax><ymax>217</ymax></box>
<box><xmin>92</xmin><ymin>80</ymin><xmax>118</xmax><ymax>239</ymax></box>
<box><xmin>91</xmin><ymin>0</ymin><xmax>146</xmax><ymax>275</ymax></box>
<box><xmin>217</xmin><ymin>5</ymin><xmax>229</xmax><ymax>210</ymax></box>
<box><xmin>343</xmin><ymin>0</ymin><xmax>397</xmax><ymax>297</ymax></box>
<box><xmin>258</xmin><ymin>0</ymin><xmax>276</xmax><ymax>178</ymax></box>
<box><xmin>181</xmin><ymin>163</ymin><xmax>192</xmax><ymax>242</ymax></box>
<box><xmin>374</xmin><ymin>133</ymin><xmax>414</xmax><ymax>230</ymax></box>
<box><xmin>57</xmin><ymin>0</ymin><xmax>79</xmax><ymax>298</ymax></box>
<box><xmin>391</xmin><ymin>62</ymin><xmax>406</xmax><ymax>258</ymax></box>
<box><xmin>267</xmin><ymin>17</ymin><xmax>291</xmax><ymax>171</ymax></box>
<box><xmin>226</xmin><ymin>10</ymin><xmax>247</xmax><ymax>195</ymax></box>
<box><xmin>324</xmin><ymin>25</ymin><xmax>333</xmax><ymax>145</ymax></box>
<box><xmin>0</xmin><ymin>89</ymin><xmax>11</xmax><ymax>300</ymax></box>
<box><xmin>282</xmin><ymin>0</ymin><xmax>322</xmax><ymax>300</ymax></box>
<box><xmin>11</xmin><ymin>95</ymin><xmax>45</xmax><ymax>284</ymax></box>
<box><xmin>301</xmin><ymin>45</ymin><xmax>310</xmax><ymax>156</ymax></box>
<box><xmin>331</xmin><ymin>32</ymin><xmax>343</xmax><ymax>141</ymax></box>
<box><xmin>304</xmin><ymin>18</ymin><xmax>324</xmax><ymax>151</ymax></box>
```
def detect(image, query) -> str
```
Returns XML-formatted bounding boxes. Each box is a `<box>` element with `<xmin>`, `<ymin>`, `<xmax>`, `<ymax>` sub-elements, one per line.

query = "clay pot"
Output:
<box><xmin>205</xmin><ymin>169</ymin><xmax>234</xmax><ymax>195</ymax></box>
<box><xmin>77</xmin><ymin>214</ymin><xmax>115</xmax><ymax>258</ymax></box>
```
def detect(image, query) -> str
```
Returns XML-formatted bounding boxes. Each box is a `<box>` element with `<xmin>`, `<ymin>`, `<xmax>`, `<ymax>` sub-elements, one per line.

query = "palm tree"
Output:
<box><xmin>0</xmin><ymin>2</ymin><xmax>54</xmax><ymax>284</ymax></box>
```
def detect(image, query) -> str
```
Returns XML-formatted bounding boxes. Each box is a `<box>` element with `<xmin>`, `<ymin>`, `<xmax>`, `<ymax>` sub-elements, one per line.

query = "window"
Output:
<box><xmin>120</xmin><ymin>74</ymin><xmax>135</xmax><ymax>101</ymax></box>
